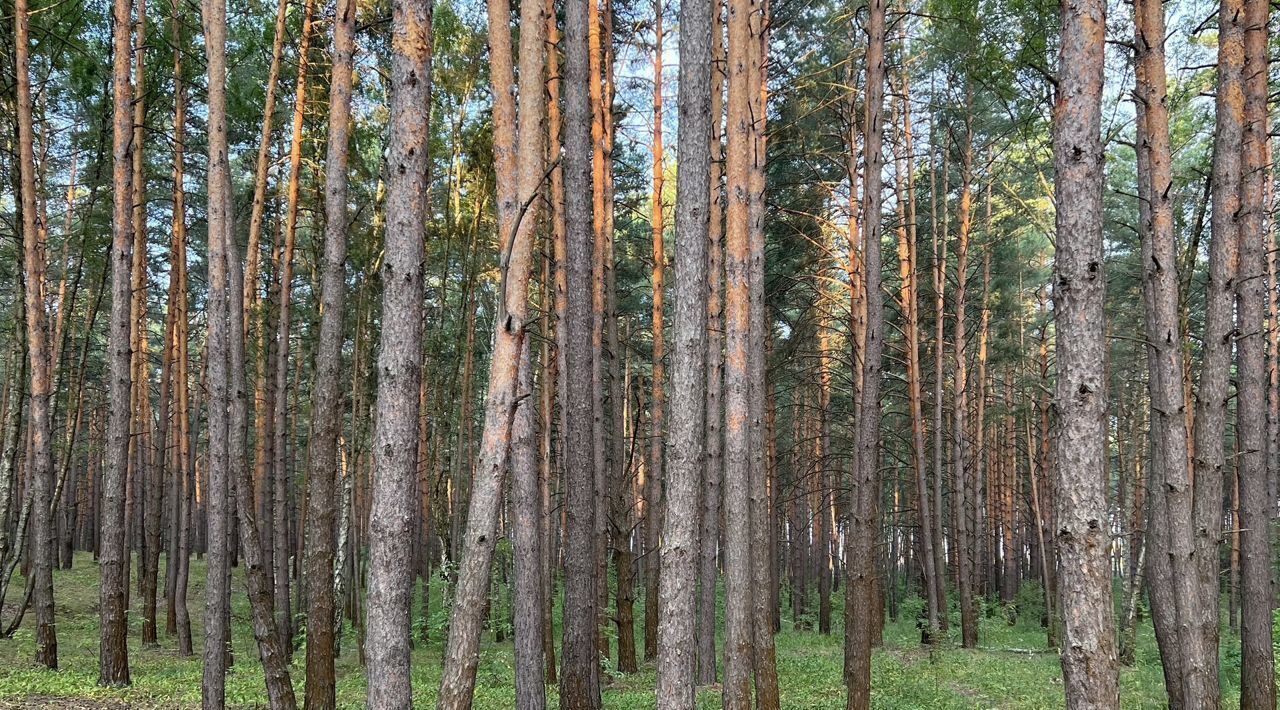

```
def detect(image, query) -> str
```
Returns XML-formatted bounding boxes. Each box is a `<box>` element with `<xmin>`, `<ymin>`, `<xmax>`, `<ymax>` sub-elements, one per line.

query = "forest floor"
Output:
<box><xmin>0</xmin><ymin>554</ymin><xmax>1250</xmax><ymax>708</ymax></box>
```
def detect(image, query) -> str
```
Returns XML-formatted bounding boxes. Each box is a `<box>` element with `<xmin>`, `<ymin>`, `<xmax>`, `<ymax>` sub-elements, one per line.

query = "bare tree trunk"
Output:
<box><xmin>845</xmin><ymin>0</ymin><xmax>883</xmax><ymax>703</ymax></box>
<box><xmin>655</xmin><ymin>0</ymin><xmax>711</xmax><ymax>696</ymax></box>
<box><xmin>892</xmin><ymin>69</ymin><xmax>938</xmax><ymax>639</ymax></box>
<box><xmin>951</xmin><ymin>104</ymin><xmax>977</xmax><ymax>650</ymax></box>
<box><xmin>747</xmin><ymin>8</ymin><xmax>779</xmax><ymax>707</ymax></box>
<box><xmin>1050</xmin><ymin>0</ymin><xmax>1120</xmax><ymax>700</ymax></box>
<box><xmin>696</xmin><ymin>0</ymin><xmax>725</xmax><ymax>685</ymax></box>
<box><xmin>643</xmin><ymin>0</ymin><xmax>667</xmax><ymax>667</ymax></box>
<box><xmin>200</xmin><ymin>0</ymin><xmax>234</xmax><ymax>700</ymax></box>
<box><xmin>13</xmin><ymin>0</ymin><xmax>56</xmax><ymax>669</ymax></box>
<box><xmin>1236</xmin><ymin>1</ymin><xmax>1275</xmax><ymax>704</ymax></box>
<box><xmin>1188</xmin><ymin>0</ymin><xmax>1245</xmax><ymax>704</ymax></box>
<box><xmin>100</xmin><ymin>0</ymin><xmax>135</xmax><ymax>685</ymax></box>
<box><xmin>270</xmin><ymin>0</ymin><xmax>316</xmax><ymax>653</ymax></box>
<box><xmin>928</xmin><ymin>129</ymin><xmax>949</xmax><ymax>632</ymax></box>
<box><xmin>723</xmin><ymin>0</ymin><xmax>756</xmax><ymax>702</ymax></box>
<box><xmin>438</xmin><ymin>0</ymin><xmax>546</xmax><ymax>701</ymax></box>
<box><xmin>1132</xmin><ymin>0</ymin><xmax>1195</xmax><ymax>701</ymax></box>
<box><xmin>561</xmin><ymin>0</ymin><xmax>602</xmax><ymax>703</ymax></box>
<box><xmin>365</xmin><ymin>0</ymin><xmax>433</xmax><ymax>705</ymax></box>
<box><xmin>302</xmin><ymin>0</ymin><xmax>356</xmax><ymax>703</ymax></box>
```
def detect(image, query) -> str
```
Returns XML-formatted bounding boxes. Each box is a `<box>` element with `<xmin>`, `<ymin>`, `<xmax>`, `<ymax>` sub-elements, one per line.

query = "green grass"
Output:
<box><xmin>0</xmin><ymin>555</ymin><xmax>1257</xmax><ymax>708</ymax></box>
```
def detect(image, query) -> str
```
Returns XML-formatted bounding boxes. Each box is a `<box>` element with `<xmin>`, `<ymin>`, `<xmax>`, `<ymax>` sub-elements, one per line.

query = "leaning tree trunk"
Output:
<box><xmin>1133</xmin><ymin>0</ymin><xmax>1195</xmax><ymax>702</ymax></box>
<box><xmin>365</xmin><ymin>0</ymin><xmax>432</xmax><ymax>705</ymax></box>
<box><xmin>1050</xmin><ymin>0</ymin><xmax>1120</xmax><ymax>702</ymax></box>
<box><xmin>437</xmin><ymin>0</ymin><xmax>546</xmax><ymax>700</ymax></box>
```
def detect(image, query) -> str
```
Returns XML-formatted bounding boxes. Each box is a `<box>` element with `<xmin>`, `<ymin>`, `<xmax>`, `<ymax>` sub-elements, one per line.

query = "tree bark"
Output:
<box><xmin>365</xmin><ymin>0</ymin><xmax>433</xmax><ymax>706</ymax></box>
<box><xmin>655</xmin><ymin>0</ymin><xmax>711</xmax><ymax>696</ymax></box>
<box><xmin>1236</xmin><ymin>0</ymin><xmax>1275</xmax><ymax>704</ymax></box>
<box><xmin>1050</xmin><ymin>0</ymin><xmax>1121</xmax><ymax>700</ymax></box>
<box><xmin>561</xmin><ymin>0</ymin><xmax>602</xmax><ymax>701</ymax></box>
<box><xmin>302</xmin><ymin>0</ymin><xmax>356</xmax><ymax>703</ymax></box>
<box><xmin>13</xmin><ymin>0</ymin><xmax>57</xmax><ymax>669</ymax></box>
<box><xmin>438</xmin><ymin>0</ymin><xmax>546</xmax><ymax>699</ymax></box>
<box><xmin>844</xmin><ymin>0</ymin><xmax>884</xmax><ymax>702</ymax></box>
<box><xmin>100</xmin><ymin>0</ymin><xmax>135</xmax><ymax>685</ymax></box>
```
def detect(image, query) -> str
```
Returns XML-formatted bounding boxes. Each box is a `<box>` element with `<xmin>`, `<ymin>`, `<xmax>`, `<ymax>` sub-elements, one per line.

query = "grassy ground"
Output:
<box><xmin>0</xmin><ymin>553</ymin><xmax>1254</xmax><ymax>708</ymax></box>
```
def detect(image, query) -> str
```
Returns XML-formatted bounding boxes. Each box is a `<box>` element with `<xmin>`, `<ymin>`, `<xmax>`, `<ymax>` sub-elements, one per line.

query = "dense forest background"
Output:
<box><xmin>0</xmin><ymin>0</ymin><xmax>1276</xmax><ymax>706</ymax></box>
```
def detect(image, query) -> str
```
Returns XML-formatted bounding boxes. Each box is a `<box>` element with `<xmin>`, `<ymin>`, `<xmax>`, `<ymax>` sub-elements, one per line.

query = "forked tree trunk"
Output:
<box><xmin>1132</xmin><ymin>0</ymin><xmax>1194</xmax><ymax>702</ymax></box>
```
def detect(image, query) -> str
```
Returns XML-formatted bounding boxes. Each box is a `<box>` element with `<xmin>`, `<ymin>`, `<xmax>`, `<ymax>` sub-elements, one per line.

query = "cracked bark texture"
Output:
<box><xmin>366</xmin><ymin>0</ymin><xmax>433</xmax><ymax>705</ymax></box>
<box><xmin>1050</xmin><ymin>0</ymin><xmax>1120</xmax><ymax>702</ymax></box>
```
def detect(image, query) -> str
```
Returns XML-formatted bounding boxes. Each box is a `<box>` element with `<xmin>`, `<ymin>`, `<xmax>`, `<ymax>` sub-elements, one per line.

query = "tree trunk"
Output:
<box><xmin>302</xmin><ymin>0</ymin><xmax>355</xmax><ymax>703</ymax></box>
<box><xmin>892</xmin><ymin>70</ymin><xmax>939</xmax><ymax>639</ymax></box>
<box><xmin>1050</xmin><ymin>0</ymin><xmax>1120</xmax><ymax>700</ymax></box>
<box><xmin>271</xmin><ymin>0</ymin><xmax>317</xmax><ymax>652</ymax></box>
<box><xmin>723</xmin><ymin>0</ymin><xmax>756</xmax><ymax>702</ymax></box>
<box><xmin>697</xmin><ymin>0</ymin><xmax>725</xmax><ymax>684</ymax></box>
<box><xmin>644</xmin><ymin>0</ymin><xmax>667</xmax><ymax>666</ymax></box>
<box><xmin>200</xmin><ymin>0</ymin><xmax>235</xmax><ymax>700</ymax></box>
<box><xmin>365</xmin><ymin>0</ymin><xmax>433</xmax><ymax>705</ymax></box>
<box><xmin>100</xmin><ymin>0</ymin><xmax>135</xmax><ymax>684</ymax></box>
<box><xmin>844</xmin><ymin>0</ymin><xmax>883</xmax><ymax>703</ymax></box>
<box><xmin>438</xmin><ymin>0</ymin><xmax>547</xmax><ymax>699</ymax></box>
<box><xmin>1236</xmin><ymin>1</ymin><xmax>1275</xmax><ymax>704</ymax></box>
<box><xmin>561</xmin><ymin>0</ymin><xmax>602</xmax><ymax>702</ymax></box>
<box><xmin>747</xmin><ymin>10</ymin><xmax>779</xmax><ymax>707</ymax></box>
<box><xmin>951</xmin><ymin>104</ymin><xmax>977</xmax><ymax>650</ymax></box>
<box><xmin>1132</xmin><ymin>0</ymin><xmax>1198</xmax><ymax>702</ymax></box>
<box><xmin>655</xmin><ymin>0</ymin><xmax>711</xmax><ymax>695</ymax></box>
<box><xmin>13</xmin><ymin>0</ymin><xmax>57</xmax><ymax>669</ymax></box>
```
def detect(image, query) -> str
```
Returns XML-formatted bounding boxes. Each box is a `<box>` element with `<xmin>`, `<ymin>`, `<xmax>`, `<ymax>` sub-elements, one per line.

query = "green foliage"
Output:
<box><xmin>3</xmin><ymin>558</ymin><xmax>1263</xmax><ymax>708</ymax></box>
